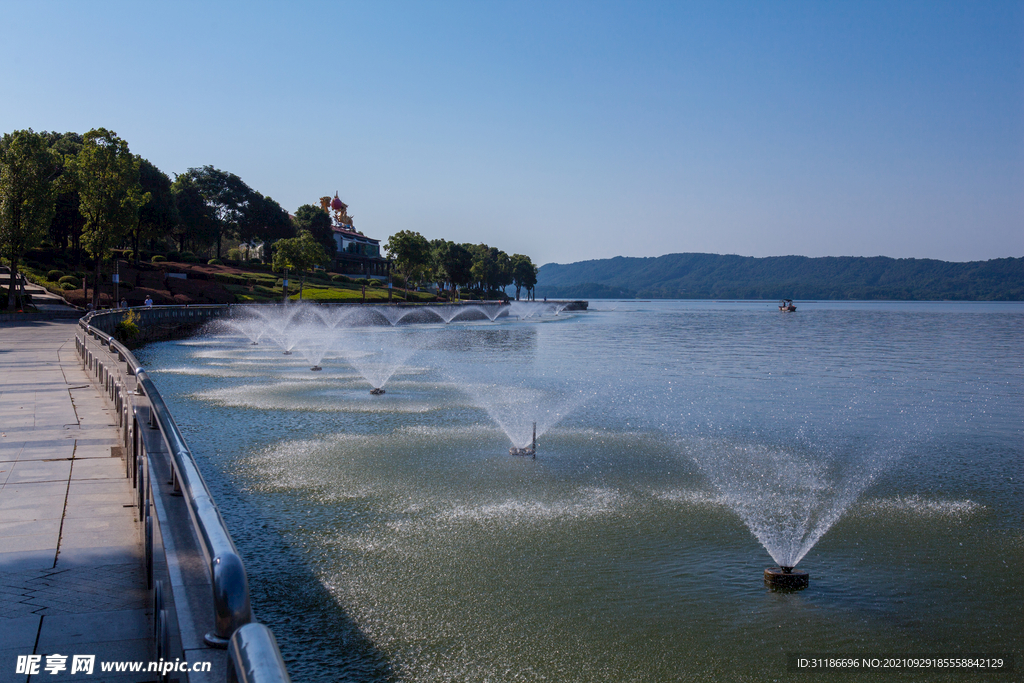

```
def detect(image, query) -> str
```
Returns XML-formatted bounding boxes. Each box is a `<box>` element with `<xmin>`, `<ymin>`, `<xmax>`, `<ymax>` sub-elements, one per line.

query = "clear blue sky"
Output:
<box><xmin>2</xmin><ymin>0</ymin><xmax>1021</xmax><ymax>265</ymax></box>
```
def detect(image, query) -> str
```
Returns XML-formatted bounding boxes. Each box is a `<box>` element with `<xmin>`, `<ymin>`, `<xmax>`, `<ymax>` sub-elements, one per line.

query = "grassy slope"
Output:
<box><xmin>6</xmin><ymin>253</ymin><xmax>439</xmax><ymax>307</ymax></box>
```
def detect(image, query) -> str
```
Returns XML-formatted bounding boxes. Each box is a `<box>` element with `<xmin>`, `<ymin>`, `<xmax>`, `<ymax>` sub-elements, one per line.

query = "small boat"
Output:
<box><xmin>778</xmin><ymin>299</ymin><xmax>796</xmax><ymax>312</ymax></box>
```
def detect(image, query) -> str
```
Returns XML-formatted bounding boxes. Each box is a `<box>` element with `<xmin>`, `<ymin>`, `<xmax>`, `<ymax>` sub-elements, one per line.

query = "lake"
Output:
<box><xmin>136</xmin><ymin>300</ymin><xmax>1023</xmax><ymax>682</ymax></box>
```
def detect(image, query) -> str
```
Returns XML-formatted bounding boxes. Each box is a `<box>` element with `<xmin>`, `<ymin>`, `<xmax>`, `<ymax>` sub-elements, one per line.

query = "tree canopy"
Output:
<box><xmin>293</xmin><ymin>204</ymin><xmax>335</xmax><ymax>256</ymax></box>
<box><xmin>272</xmin><ymin>229</ymin><xmax>329</xmax><ymax>275</ymax></box>
<box><xmin>0</xmin><ymin>129</ymin><xmax>60</xmax><ymax>308</ymax></box>
<box><xmin>75</xmin><ymin>128</ymin><xmax>148</xmax><ymax>307</ymax></box>
<box><xmin>384</xmin><ymin>230</ymin><xmax>431</xmax><ymax>290</ymax></box>
<box><xmin>511</xmin><ymin>254</ymin><xmax>538</xmax><ymax>300</ymax></box>
<box><xmin>134</xmin><ymin>157</ymin><xmax>177</xmax><ymax>266</ymax></box>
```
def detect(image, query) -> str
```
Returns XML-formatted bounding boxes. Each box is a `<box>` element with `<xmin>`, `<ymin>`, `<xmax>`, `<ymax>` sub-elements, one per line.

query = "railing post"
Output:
<box><xmin>206</xmin><ymin>552</ymin><xmax>253</xmax><ymax>647</ymax></box>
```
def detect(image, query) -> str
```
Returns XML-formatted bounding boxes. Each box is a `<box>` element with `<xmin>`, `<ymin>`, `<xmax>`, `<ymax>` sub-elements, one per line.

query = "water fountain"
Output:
<box><xmin>508</xmin><ymin>301</ymin><xmax>571</xmax><ymax>320</ymax></box>
<box><xmin>293</xmin><ymin>324</ymin><xmax>335</xmax><ymax>372</ymax></box>
<box><xmin>333</xmin><ymin>326</ymin><xmax>424</xmax><ymax>393</ymax></box>
<box><xmin>451</xmin><ymin>366</ymin><xmax>586</xmax><ymax>455</ymax></box>
<box><xmin>314</xmin><ymin>304</ymin><xmax>358</xmax><ymax>329</ymax></box>
<box><xmin>689</xmin><ymin>430</ymin><xmax>903</xmax><ymax>590</ymax></box>
<box><xmin>509</xmin><ymin>422</ymin><xmax>537</xmax><ymax>457</ymax></box>
<box><xmin>226</xmin><ymin>315</ymin><xmax>269</xmax><ymax>345</ymax></box>
<box><xmin>258</xmin><ymin>306</ymin><xmax>305</xmax><ymax>355</ymax></box>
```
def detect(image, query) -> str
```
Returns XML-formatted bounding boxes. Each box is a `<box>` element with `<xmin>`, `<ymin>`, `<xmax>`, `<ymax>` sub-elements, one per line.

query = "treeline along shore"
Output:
<box><xmin>535</xmin><ymin>253</ymin><xmax>1024</xmax><ymax>301</ymax></box>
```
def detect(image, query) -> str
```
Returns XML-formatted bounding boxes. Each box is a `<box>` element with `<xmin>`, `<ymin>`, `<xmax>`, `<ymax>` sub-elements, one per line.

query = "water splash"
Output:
<box><xmin>334</xmin><ymin>327</ymin><xmax>425</xmax><ymax>390</ymax></box>
<box><xmin>688</xmin><ymin>433</ymin><xmax>902</xmax><ymax>567</ymax></box>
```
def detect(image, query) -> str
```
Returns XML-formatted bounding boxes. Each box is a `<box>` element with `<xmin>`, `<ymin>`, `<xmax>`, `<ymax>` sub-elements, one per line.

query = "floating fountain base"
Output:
<box><xmin>283</xmin><ymin>351</ymin><xmax>292</xmax><ymax>355</ymax></box>
<box><xmin>764</xmin><ymin>567</ymin><xmax>809</xmax><ymax>591</ymax></box>
<box><xmin>251</xmin><ymin>342</ymin><xmax>259</xmax><ymax>345</ymax></box>
<box><xmin>370</xmin><ymin>388</ymin><xmax>386</xmax><ymax>395</ymax></box>
<box><xmin>509</xmin><ymin>446</ymin><xmax>536</xmax><ymax>458</ymax></box>
<box><xmin>310</xmin><ymin>366</ymin><xmax>322</xmax><ymax>371</ymax></box>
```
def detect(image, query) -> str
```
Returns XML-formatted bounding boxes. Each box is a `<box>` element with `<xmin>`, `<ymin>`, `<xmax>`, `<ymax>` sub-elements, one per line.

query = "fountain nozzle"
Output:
<box><xmin>370</xmin><ymin>387</ymin><xmax>386</xmax><ymax>395</ymax></box>
<box><xmin>310</xmin><ymin>366</ymin><xmax>322</xmax><ymax>371</ymax></box>
<box><xmin>510</xmin><ymin>422</ymin><xmax>538</xmax><ymax>458</ymax></box>
<box><xmin>764</xmin><ymin>566</ymin><xmax>809</xmax><ymax>591</ymax></box>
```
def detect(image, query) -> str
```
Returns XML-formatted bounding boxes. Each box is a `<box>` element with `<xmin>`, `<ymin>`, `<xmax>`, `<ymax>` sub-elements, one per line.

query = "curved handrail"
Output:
<box><xmin>228</xmin><ymin>624</ymin><xmax>292</xmax><ymax>683</ymax></box>
<box><xmin>77</xmin><ymin>308</ymin><xmax>287</xmax><ymax>677</ymax></box>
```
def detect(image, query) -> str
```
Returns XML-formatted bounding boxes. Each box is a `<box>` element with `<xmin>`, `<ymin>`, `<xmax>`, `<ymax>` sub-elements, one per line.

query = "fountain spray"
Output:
<box><xmin>510</xmin><ymin>422</ymin><xmax>537</xmax><ymax>458</ymax></box>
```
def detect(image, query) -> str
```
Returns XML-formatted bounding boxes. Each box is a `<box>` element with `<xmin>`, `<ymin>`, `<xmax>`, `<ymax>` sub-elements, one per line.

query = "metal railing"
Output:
<box><xmin>76</xmin><ymin>307</ymin><xmax>290</xmax><ymax>683</ymax></box>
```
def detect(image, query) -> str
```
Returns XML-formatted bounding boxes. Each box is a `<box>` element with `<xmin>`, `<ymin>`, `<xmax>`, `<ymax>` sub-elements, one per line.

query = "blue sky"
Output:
<box><xmin>2</xmin><ymin>0</ymin><xmax>1021</xmax><ymax>265</ymax></box>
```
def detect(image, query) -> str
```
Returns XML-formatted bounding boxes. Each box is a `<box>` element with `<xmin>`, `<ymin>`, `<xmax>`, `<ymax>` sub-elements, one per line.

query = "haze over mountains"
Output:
<box><xmin>535</xmin><ymin>253</ymin><xmax>1024</xmax><ymax>301</ymax></box>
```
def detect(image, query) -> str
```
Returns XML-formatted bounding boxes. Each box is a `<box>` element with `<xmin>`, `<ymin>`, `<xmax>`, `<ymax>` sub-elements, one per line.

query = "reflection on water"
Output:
<box><xmin>136</xmin><ymin>301</ymin><xmax>1024</xmax><ymax>682</ymax></box>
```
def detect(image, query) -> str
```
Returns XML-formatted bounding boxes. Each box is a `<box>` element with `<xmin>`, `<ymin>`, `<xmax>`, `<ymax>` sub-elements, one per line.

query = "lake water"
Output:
<box><xmin>135</xmin><ymin>300</ymin><xmax>1023</xmax><ymax>682</ymax></box>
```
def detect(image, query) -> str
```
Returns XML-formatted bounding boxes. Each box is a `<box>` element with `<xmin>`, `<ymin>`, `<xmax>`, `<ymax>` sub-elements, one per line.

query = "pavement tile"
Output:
<box><xmin>0</xmin><ymin>518</ymin><xmax>61</xmax><ymax>543</ymax></box>
<box><xmin>3</xmin><ymin>461</ymin><xmax>72</xmax><ymax>486</ymax></box>
<box><xmin>55</xmin><ymin>545</ymin><xmax>143</xmax><ymax>568</ymax></box>
<box><xmin>0</xmin><ymin>615</ymin><xmax>42</xmax><ymax>649</ymax></box>
<box><xmin>36</xmin><ymin>609</ymin><xmax>150</xmax><ymax>647</ymax></box>
<box><xmin>0</xmin><ymin>649</ymin><xmax>32</xmax><ymax>683</ymax></box>
<box><xmin>0</xmin><ymin>550</ymin><xmax>56</xmax><ymax>572</ymax></box>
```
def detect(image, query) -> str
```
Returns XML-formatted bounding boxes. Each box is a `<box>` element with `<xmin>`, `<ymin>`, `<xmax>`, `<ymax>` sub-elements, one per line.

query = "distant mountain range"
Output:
<box><xmin>535</xmin><ymin>253</ymin><xmax>1024</xmax><ymax>301</ymax></box>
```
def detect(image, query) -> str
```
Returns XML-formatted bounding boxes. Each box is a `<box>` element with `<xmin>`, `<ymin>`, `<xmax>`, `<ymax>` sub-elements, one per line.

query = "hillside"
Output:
<box><xmin>535</xmin><ymin>253</ymin><xmax>1024</xmax><ymax>301</ymax></box>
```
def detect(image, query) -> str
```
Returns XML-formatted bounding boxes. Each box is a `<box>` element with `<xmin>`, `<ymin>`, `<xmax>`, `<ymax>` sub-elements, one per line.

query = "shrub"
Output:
<box><xmin>331</xmin><ymin>274</ymin><xmax>352</xmax><ymax>283</ymax></box>
<box><xmin>368</xmin><ymin>279</ymin><xmax>383</xmax><ymax>288</ymax></box>
<box><xmin>114</xmin><ymin>309</ymin><xmax>141</xmax><ymax>344</ymax></box>
<box><xmin>208</xmin><ymin>258</ymin><xmax>223</xmax><ymax>266</ymax></box>
<box><xmin>58</xmin><ymin>275</ymin><xmax>81</xmax><ymax>288</ymax></box>
<box><xmin>152</xmin><ymin>255</ymin><xmax>167</xmax><ymax>263</ymax></box>
<box><xmin>227</xmin><ymin>248</ymin><xmax>242</xmax><ymax>261</ymax></box>
<box><xmin>60</xmin><ymin>282</ymin><xmax>76</xmax><ymax>291</ymax></box>
<box><xmin>47</xmin><ymin>270</ymin><xmax>64</xmax><ymax>281</ymax></box>
<box><xmin>26</xmin><ymin>260</ymin><xmax>43</xmax><ymax>270</ymax></box>
<box><xmin>123</xmin><ymin>251</ymin><xmax>133</xmax><ymax>262</ymax></box>
<box><xmin>165</xmin><ymin>251</ymin><xmax>180</xmax><ymax>261</ymax></box>
<box><xmin>249</xmin><ymin>258</ymin><xmax>262</xmax><ymax>264</ymax></box>
<box><xmin>214</xmin><ymin>273</ymin><xmax>248</xmax><ymax>285</ymax></box>
<box><xmin>355</xmin><ymin>278</ymin><xmax>371</xmax><ymax>286</ymax></box>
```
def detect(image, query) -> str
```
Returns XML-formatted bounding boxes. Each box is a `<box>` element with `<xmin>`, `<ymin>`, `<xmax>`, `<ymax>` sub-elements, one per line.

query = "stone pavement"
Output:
<box><xmin>0</xmin><ymin>320</ymin><xmax>152</xmax><ymax>683</ymax></box>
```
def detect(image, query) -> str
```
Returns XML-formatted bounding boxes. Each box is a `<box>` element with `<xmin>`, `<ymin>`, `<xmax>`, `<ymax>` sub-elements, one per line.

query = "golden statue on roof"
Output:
<box><xmin>318</xmin><ymin>192</ymin><xmax>357</xmax><ymax>231</ymax></box>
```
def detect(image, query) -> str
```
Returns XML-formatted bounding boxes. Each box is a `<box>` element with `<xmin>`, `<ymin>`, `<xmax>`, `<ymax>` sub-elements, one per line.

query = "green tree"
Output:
<box><xmin>133</xmin><ymin>158</ymin><xmax>177</xmax><ymax>266</ymax></box>
<box><xmin>468</xmin><ymin>244</ymin><xmax>512</xmax><ymax>297</ymax></box>
<box><xmin>429</xmin><ymin>239</ymin><xmax>473</xmax><ymax>300</ymax></box>
<box><xmin>0</xmin><ymin>129</ymin><xmax>60</xmax><ymax>309</ymax></box>
<box><xmin>511</xmin><ymin>254</ymin><xmax>538</xmax><ymax>301</ymax></box>
<box><xmin>44</xmin><ymin>132</ymin><xmax>84</xmax><ymax>264</ymax></box>
<box><xmin>292</xmin><ymin>204</ymin><xmax>335</xmax><ymax>256</ymax></box>
<box><xmin>75</xmin><ymin>128</ymin><xmax>148</xmax><ymax>308</ymax></box>
<box><xmin>238</xmin><ymin>194</ymin><xmax>293</xmax><ymax>258</ymax></box>
<box><xmin>170</xmin><ymin>173</ymin><xmax>218</xmax><ymax>254</ymax></box>
<box><xmin>180</xmin><ymin>166</ymin><xmax>254</xmax><ymax>259</ymax></box>
<box><xmin>272</xmin><ymin>229</ymin><xmax>329</xmax><ymax>300</ymax></box>
<box><xmin>384</xmin><ymin>229</ymin><xmax>431</xmax><ymax>292</ymax></box>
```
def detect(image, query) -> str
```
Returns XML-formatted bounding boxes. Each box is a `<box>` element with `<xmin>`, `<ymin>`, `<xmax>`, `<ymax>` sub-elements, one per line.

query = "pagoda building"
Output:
<box><xmin>319</xmin><ymin>193</ymin><xmax>389</xmax><ymax>277</ymax></box>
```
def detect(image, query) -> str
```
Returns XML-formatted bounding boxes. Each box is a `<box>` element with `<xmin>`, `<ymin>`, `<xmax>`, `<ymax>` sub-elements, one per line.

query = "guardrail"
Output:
<box><xmin>76</xmin><ymin>307</ymin><xmax>291</xmax><ymax>683</ymax></box>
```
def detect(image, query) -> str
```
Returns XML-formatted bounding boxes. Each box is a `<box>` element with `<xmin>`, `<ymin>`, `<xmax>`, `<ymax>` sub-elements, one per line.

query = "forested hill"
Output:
<box><xmin>535</xmin><ymin>253</ymin><xmax>1024</xmax><ymax>300</ymax></box>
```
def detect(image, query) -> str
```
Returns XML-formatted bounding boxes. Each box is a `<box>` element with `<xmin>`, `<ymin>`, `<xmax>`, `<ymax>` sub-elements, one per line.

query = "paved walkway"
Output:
<box><xmin>0</xmin><ymin>320</ymin><xmax>151</xmax><ymax>682</ymax></box>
